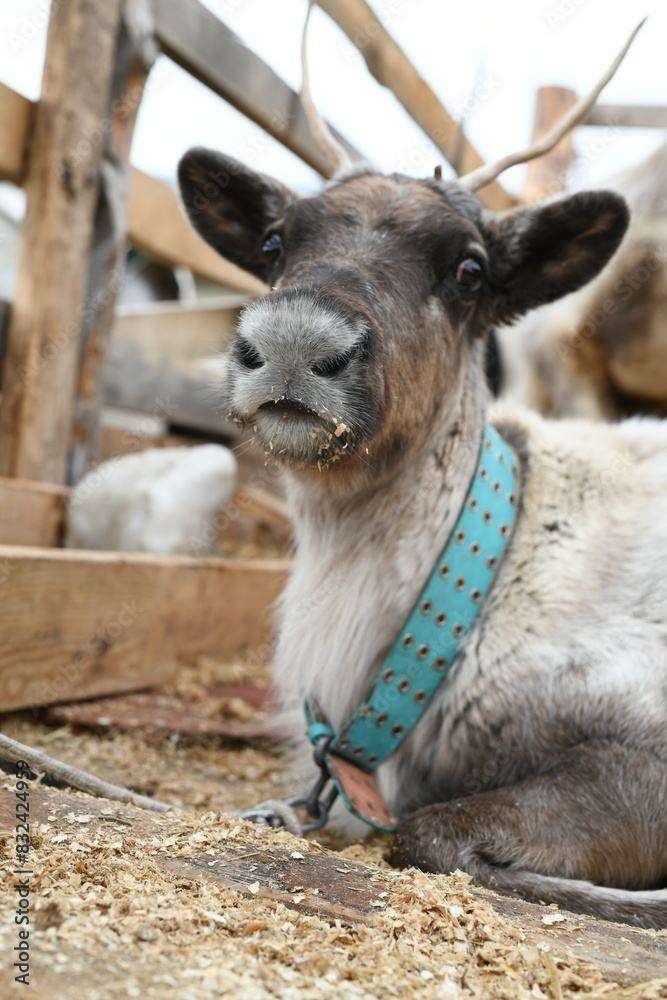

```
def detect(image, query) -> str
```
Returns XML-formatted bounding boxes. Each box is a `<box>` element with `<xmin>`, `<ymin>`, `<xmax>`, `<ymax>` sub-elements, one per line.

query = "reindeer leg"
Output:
<box><xmin>390</xmin><ymin>739</ymin><xmax>667</xmax><ymax>928</ymax></box>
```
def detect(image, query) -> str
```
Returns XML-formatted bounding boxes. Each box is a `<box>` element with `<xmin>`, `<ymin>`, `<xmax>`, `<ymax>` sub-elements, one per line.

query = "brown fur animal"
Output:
<box><xmin>498</xmin><ymin>141</ymin><xmax>667</xmax><ymax>420</ymax></box>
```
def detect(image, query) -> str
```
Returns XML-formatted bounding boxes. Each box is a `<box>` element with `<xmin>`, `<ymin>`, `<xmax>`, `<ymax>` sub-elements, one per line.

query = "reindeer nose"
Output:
<box><xmin>236</xmin><ymin>286</ymin><xmax>367</xmax><ymax>384</ymax></box>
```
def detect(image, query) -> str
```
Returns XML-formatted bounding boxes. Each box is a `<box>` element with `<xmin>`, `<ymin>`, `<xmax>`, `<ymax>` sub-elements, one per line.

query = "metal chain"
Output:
<box><xmin>234</xmin><ymin>736</ymin><xmax>338</xmax><ymax>836</ymax></box>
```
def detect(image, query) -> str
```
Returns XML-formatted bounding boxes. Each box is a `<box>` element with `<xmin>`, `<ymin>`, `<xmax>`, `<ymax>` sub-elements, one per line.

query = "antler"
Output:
<box><xmin>458</xmin><ymin>19</ymin><xmax>646</xmax><ymax>193</ymax></box>
<box><xmin>301</xmin><ymin>0</ymin><xmax>354</xmax><ymax>177</ymax></box>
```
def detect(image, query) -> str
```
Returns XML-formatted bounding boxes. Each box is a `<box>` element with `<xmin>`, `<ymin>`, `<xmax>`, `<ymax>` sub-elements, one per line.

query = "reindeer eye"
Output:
<box><xmin>455</xmin><ymin>258</ymin><xmax>484</xmax><ymax>295</ymax></box>
<box><xmin>262</xmin><ymin>232</ymin><xmax>283</xmax><ymax>258</ymax></box>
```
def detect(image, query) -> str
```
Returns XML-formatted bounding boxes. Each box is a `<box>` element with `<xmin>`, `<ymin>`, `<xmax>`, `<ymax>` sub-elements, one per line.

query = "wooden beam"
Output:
<box><xmin>0</xmin><ymin>477</ymin><xmax>69</xmax><ymax>547</ymax></box>
<box><xmin>127</xmin><ymin>169</ymin><xmax>266</xmax><ymax>294</ymax></box>
<box><xmin>583</xmin><ymin>104</ymin><xmax>667</xmax><ymax>128</ymax></box>
<box><xmin>104</xmin><ymin>298</ymin><xmax>269</xmax><ymax>438</ymax></box>
<box><xmin>0</xmin><ymin>82</ymin><xmax>33</xmax><ymax>186</ymax></box>
<box><xmin>70</xmin><ymin>0</ymin><xmax>158</xmax><ymax>483</ymax></box>
<box><xmin>523</xmin><ymin>87</ymin><xmax>577</xmax><ymax>204</ymax></box>
<box><xmin>0</xmin><ymin>84</ymin><xmax>265</xmax><ymax>295</ymax></box>
<box><xmin>3</xmin><ymin>784</ymin><xmax>667</xmax><ymax>987</ymax></box>
<box><xmin>0</xmin><ymin>300</ymin><xmax>8</xmax><ymax>369</ymax></box>
<box><xmin>0</xmin><ymin>0</ymin><xmax>129</xmax><ymax>482</ymax></box>
<box><xmin>154</xmin><ymin>0</ymin><xmax>363</xmax><ymax>178</ymax></box>
<box><xmin>2</xmin><ymin>295</ymin><xmax>247</xmax><ymax>440</ymax></box>
<box><xmin>112</xmin><ymin>296</ymin><xmax>246</xmax><ymax>353</ymax></box>
<box><xmin>316</xmin><ymin>0</ymin><xmax>514</xmax><ymax>209</ymax></box>
<box><xmin>235</xmin><ymin>485</ymin><xmax>290</xmax><ymax>533</ymax></box>
<box><xmin>0</xmin><ymin>545</ymin><xmax>288</xmax><ymax>712</ymax></box>
<box><xmin>104</xmin><ymin>301</ymin><xmax>239</xmax><ymax>437</ymax></box>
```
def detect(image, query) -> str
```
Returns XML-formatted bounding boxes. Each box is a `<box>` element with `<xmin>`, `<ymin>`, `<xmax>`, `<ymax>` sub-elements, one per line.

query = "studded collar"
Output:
<box><xmin>305</xmin><ymin>424</ymin><xmax>520</xmax><ymax>831</ymax></box>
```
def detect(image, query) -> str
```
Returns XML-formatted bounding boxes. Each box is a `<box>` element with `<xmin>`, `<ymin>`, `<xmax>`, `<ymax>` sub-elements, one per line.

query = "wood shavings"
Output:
<box><xmin>1</xmin><ymin>670</ymin><xmax>666</xmax><ymax>999</ymax></box>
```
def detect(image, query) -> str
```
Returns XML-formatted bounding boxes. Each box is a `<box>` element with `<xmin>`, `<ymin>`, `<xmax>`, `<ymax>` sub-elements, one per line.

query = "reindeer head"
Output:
<box><xmin>177</xmin><ymin>19</ymin><xmax>639</xmax><ymax>478</ymax></box>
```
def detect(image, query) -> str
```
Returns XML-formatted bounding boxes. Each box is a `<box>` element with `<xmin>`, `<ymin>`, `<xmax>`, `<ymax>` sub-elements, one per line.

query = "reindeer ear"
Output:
<box><xmin>178</xmin><ymin>148</ymin><xmax>296</xmax><ymax>282</ymax></box>
<box><xmin>483</xmin><ymin>190</ymin><xmax>629</xmax><ymax>326</ymax></box>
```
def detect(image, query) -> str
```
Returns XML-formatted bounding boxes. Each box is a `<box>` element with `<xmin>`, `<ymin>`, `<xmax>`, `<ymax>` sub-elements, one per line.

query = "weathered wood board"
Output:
<box><xmin>0</xmin><ymin>0</ymin><xmax>126</xmax><ymax>483</ymax></box>
<box><xmin>127</xmin><ymin>169</ymin><xmax>265</xmax><ymax>294</ymax></box>
<box><xmin>523</xmin><ymin>87</ymin><xmax>577</xmax><ymax>203</ymax></box>
<box><xmin>0</xmin><ymin>783</ymin><xmax>665</xmax><ymax>986</ymax></box>
<box><xmin>154</xmin><ymin>0</ymin><xmax>362</xmax><ymax>177</ymax></box>
<box><xmin>0</xmin><ymin>477</ymin><xmax>69</xmax><ymax>547</ymax></box>
<box><xmin>0</xmin><ymin>84</ymin><xmax>263</xmax><ymax>295</ymax></box>
<box><xmin>0</xmin><ymin>545</ymin><xmax>288</xmax><ymax>712</ymax></box>
<box><xmin>105</xmin><ymin>297</ymin><xmax>245</xmax><ymax>436</ymax></box>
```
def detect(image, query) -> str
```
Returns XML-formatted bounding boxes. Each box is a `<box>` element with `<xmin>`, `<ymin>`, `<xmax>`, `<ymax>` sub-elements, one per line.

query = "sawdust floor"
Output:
<box><xmin>1</xmin><ymin>660</ymin><xmax>666</xmax><ymax>1000</ymax></box>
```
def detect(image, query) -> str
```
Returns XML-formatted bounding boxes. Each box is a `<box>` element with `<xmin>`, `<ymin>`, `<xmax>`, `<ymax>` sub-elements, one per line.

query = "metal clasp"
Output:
<box><xmin>236</xmin><ymin>735</ymin><xmax>339</xmax><ymax>835</ymax></box>
<box><xmin>285</xmin><ymin>734</ymin><xmax>338</xmax><ymax>832</ymax></box>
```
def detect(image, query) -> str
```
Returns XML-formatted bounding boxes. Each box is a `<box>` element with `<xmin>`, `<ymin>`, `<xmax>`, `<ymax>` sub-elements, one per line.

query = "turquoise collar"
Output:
<box><xmin>305</xmin><ymin>424</ymin><xmax>520</xmax><ymax>831</ymax></box>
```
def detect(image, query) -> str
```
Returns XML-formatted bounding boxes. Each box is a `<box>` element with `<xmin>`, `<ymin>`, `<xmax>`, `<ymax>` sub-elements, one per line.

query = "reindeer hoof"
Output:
<box><xmin>389</xmin><ymin>813</ymin><xmax>433</xmax><ymax>871</ymax></box>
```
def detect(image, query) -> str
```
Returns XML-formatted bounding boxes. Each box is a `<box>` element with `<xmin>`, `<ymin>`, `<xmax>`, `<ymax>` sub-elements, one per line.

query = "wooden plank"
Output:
<box><xmin>104</xmin><ymin>297</ymin><xmax>246</xmax><ymax>435</ymax></box>
<box><xmin>2</xmin><ymin>784</ymin><xmax>666</xmax><ymax>985</ymax></box>
<box><xmin>0</xmin><ymin>81</ymin><xmax>33</xmax><ymax>186</ymax></box>
<box><xmin>316</xmin><ymin>0</ymin><xmax>514</xmax><ymax>209</ymax></box>
<box><xmin>0</xmin><ymin>0</ymin><xmax>125</xmax><ymax>483</ymax></box>
<box><xmin>127</xmin><ymin>169</ymin><xmax>266</xmax><ymax>294</ymax></box>
<box><xmin>0</xmin><ymin>477</ymin><xmax>69</xmax><ymax>547</ymax></box>
<box><xmin>0</xmin><ymin>84</ymin><xmax>265</xmax><ymax>294</ymax></box>
<box><xmin>0</xmin><ymin>545</ymin><xmax>288</xmax><ymax>711</ymax></box>
<box><xmin>44</xmin><ymin>684</ymin><xmax>280</xmax><ymax>743</ymax></box>
<box><xmin>523</xmin><ymin>87</ymin><xmax>577</xmax><ymax>204</ymax></box>
<box><xmin>104</xmin><ymin>333</ymin><xmax>234</xmax><ymax>436</ymax></box>
<box><xmin>583</xmin><ymin>103</ymin><xmax>667</xmax><ymax>128</ymax></box>
<box><xmin>70</xmin><ymin>0</ymin><xmax>157</xmax><ymax>482</ymax></box>
<box><xmin>0</xmin><ymin>299</ymin><xmax>8</xmax><ymax>369</ymax></box>
<box><xmin>112</xmin><ymin>296</ymin><xmax>247</xmax><ymax>362</ymax></box>
<box><xmin>0</xmin><ymin>84</ymin><xmax>31</xmax><ymax>181</ymax></box>
<box><xmin>235</xmin><ymin>485</ymin><xmax>291</xmax><ymax>533</ymax></box>
<box><xmin>159</xmin><ymin>848</ymin><xmax>388</xmax><ymax>924</ymax></box>
<box><xmin>154</xmin><ymin>0</ymin><xmax>363</xmax><ymax>178</ymax></box>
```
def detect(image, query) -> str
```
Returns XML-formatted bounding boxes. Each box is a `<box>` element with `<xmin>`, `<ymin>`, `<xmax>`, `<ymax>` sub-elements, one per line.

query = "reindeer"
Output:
<box><xmin>497</xmin><ymin>139</ymin><xmax>667</xmax><ymax>421</ymax></box>
<box><xmin>178</xmin><ymin>18</ymin><xmax>667</xmax><ymax>928</ymax></box>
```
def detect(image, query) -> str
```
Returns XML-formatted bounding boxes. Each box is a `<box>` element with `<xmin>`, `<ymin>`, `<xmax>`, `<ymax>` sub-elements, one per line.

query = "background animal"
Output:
<box><xmin>66</xmin><ymin>445</ymin><xmax>237</xmax><ymax>555</ymax></box>
<box><xmin>497</xmin><ymin>140</ymin><xmax>667</xmax><ymax>420</ymax></box>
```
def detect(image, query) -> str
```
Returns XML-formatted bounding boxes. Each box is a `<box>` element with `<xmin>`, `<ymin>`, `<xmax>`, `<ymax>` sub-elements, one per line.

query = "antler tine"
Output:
<box><xmin>458</xmin><ymin>19</ymin><xmax>646</xmax><ymax>194</ymax></box>
<box><xmin>301</xmin><ymin>1</ymin><xmax>354</xmax><ymax>178</ymax></box>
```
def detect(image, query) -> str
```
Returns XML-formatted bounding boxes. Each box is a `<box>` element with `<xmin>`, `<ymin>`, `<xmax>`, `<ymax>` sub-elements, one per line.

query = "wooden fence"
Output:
<box><xmin>0</xmin><ymin>0</ymin><xmax>662</xmax><ymax>710</ymax></box>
